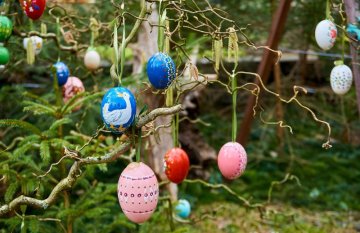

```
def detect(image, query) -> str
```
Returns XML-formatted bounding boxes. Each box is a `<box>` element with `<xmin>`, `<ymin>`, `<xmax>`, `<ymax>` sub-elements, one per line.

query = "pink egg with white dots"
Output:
<box><xmin>117</xmin><ymin>162</ymin><xmax>159</xmax><ymax>223</ymax></box>
<box><xmin>217</xmin><ymin>142</ymin><xmax>247</xmax><ymax>180</ymax></box>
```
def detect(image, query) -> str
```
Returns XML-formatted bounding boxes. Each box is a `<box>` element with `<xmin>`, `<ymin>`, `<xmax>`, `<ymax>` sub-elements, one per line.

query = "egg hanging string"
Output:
<box><xmin>89</xmin><ymin>17</ymin><xmax>100</xmax><ymax>48</ymax></box>
<box><xmin>229</xmin><ymin>28</ymin><xmax>239</xmax><ymax>142</ymax></box>
<box><xmin>325</xmin><ymin>0</ymin><xmax>331</xmax><ymax>20</ymax></box>
<box><xmin>158</xmin><ymin>1</ymin><xmax>166</xmax><ymax>53</ymax></box>
<box><xmin>136</xmin><ymin>128</ymin><xmax>142</xmax><ymax>162</ymax></box>
<box><xmin>118</xmin><ymin>17</ymin><xmax>126</xmax><ymax>86</ymax></box>
<box><xmin>56</xmin><ymin>17</ymin><xmax>60</xmax><ymax>61</ymax></box>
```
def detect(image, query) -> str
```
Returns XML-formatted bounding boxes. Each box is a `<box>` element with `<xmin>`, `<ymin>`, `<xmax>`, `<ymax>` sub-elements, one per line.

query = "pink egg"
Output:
<box><xmin>217</xmin><ymin>142</ymin><xmax>247</xmax><ymax>180</ymax></box>
<box><xmin>62</xmin><ymin>77</ymin><xmax>85</xmax><ymax>111</ymax></box>
<box><xmin>117</xmin><ymin>162</ymin><xmax>159</xmax><ymax>223</ymax></box>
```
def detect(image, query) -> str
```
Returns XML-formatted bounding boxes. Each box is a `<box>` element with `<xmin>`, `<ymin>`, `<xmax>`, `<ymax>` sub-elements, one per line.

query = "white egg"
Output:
<box><xmin>315</xmin><ymin>20</ymin><xmax>337</xmax><ymax>50</ymax></box>
<box><xmin>84</xmin><ymin>50</ymin><xmax>101</xmax><ymax>70</ymax></box>
<box><xmin>23</xmin><ymin>36</ymin><xmax>43</xmax><ymax>55</ymax></box>
<box><xmin>330</xmin><ymin>64</ymin><xmax>353</xmax><ymax>95</ymax></box>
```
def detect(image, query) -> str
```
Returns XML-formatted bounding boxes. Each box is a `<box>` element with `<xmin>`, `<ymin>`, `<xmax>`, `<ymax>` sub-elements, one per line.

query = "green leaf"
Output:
<box><xmin>13</xmin><ymin>143</ymin><xmax>33</xmax><ymax>159</ymax></box>
<box><xmin>18</xmin><ymin>135</ymin><xmax>40</xmax><ymax>147</ymax></box>
<box><xmin>139</xmin><ymin>105</ymin><xmax>148</xmax><ymax>116</ymax></box>
<box><xmin>50</xmin><ymin>138</ymin><xmax>71</xmax><ymax>148</ymax></box>
<box><xmin>0</xmin><ymin>119</ymin><xmax>42</xmax><ymax>136</ymax></box>
<box><xmin>23</xmin><ymin>92</ymin><xmax>51</xmax><ymax>106</ymax></box>
<box><xmin>60</xmin><ymin>92</ymin><xmax>87</xmax><ymax>114</ymax></box>
<box><xmin>62</xmin><ymin>92</ymin><xmax>104</xmax><ymax>115</ymax></box>
<box><xmin>97</xmin><ymin>163</ymin><xmax>108</xmax><ymax>172</ymax></box>
<box><xmin>49</xmin><ymin>118</ymin><xmax>73</xmax><ymax>132</ymax></box>
<box><xmin>40</xmin><ymin>141</ymin><xmax>50</xmax><ymax>163</ymax></box>
<box><xmin>5</xmin><ymin>181</ymin><xmax>18</xmax><ymax>203</ymax></box>
<box><xmin>28</xmin><ymin>219</ymin><xmax>39</xmax><ymax>233</ymax></box>
<box><xmin>23</xmin><ymin>101</ymin><xmax>56</xmax><ymax>116</ymax></box>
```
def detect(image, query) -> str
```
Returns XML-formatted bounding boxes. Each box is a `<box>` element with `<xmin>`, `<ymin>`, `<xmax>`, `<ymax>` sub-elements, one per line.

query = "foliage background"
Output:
<box><xmin>0</xmin><ymin>0</ymin><xmax>359</xmax><ymax>232</ymax></box>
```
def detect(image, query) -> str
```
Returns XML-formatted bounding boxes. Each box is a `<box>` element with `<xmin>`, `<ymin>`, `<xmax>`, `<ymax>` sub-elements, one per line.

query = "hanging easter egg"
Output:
<box><xmin>84</xmin><ymin>49</ymin><xmax>101</xmax><ymax>71</ymax></box>
<box><xmin>330</xmin><ymin>63</ymin><xmax>353</xmax><ymax>95</ymax></box>
<box><xmin>146</xmin><ymin>52</ymin><xmax>176</xmax><ymax>89</ymax></box>
<box><xmin>117</xmin><ymin>162</ymin><xmax>159</xmax><ymax>223</ymax></box>
<box><xmin>315</xmin><ymin>19</ymin><xmax>337</xmax><ymax>50</ymax></box>
<box><xmin>217</xmin><ymin>142</ymin><xmax>247</xmax><ymax>180</ymax></box>
<box><xmin>52</xmin><ymin>62</ymin><xmax>69</xmax><ymax>86</ymax></box>
<box><xmin>20</xmin><ymin>0</ymin><xmax>46</xmax><ymax>20</ymax></box>
<box><xmin>0</xmin><ymin>46</ymin><xmax>9</xmax><ymax>65</ymax></box>
<box><xmin>101</xmin><ymin>87</ymin><xmax>136</xmax><ymax>133</ymax></box>
<box><xmin>62</xmin><ymin>77</ymin><xmax>85</xmax><ymax>111</ymax></box>
<box><xmin>0</xmin><ymin>16</ymin><xmax>12</xmax><ymax>42</ymax></box>
<box><xmin>164</xmin><ymin>148</ymin><xmax>190</xmax><ymax>184</ymax></box>
<box><xmin>23</xmin><ymin>36</ymin><xmax>43</xmax><ymax>55</ymax></box>
<box><xmin>175</xmin><ymin>199</ymin><xmax>191</xmax><ymax>219</ymax></box>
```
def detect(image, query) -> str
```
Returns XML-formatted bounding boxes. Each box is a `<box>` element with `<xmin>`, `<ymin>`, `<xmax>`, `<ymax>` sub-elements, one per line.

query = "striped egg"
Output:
<box><xmin>117</xmin><ymin>162</ymin><xmax>159</xmax><ymax>223</ymax></box>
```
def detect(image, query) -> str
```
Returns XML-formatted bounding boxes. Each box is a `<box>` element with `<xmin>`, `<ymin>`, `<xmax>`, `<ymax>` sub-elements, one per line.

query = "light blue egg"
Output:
<box><xmin>100</xmin><ymin>87</ymin><xmax>136</xmax><ymax>134</ymax></box>
<box><xmin>146</xmin><ymin>52</ymin><xmax>176</xmax><ymax>89</ymax></box>
<box><xmin>175</xmin><ymin>199</ymin><xmax>191</xmax><ymax>218</ymax></box>
<box><xmin>52</xmin><ymin>62</ymin><xmax>69</xmax><ymax>86</ymax></box>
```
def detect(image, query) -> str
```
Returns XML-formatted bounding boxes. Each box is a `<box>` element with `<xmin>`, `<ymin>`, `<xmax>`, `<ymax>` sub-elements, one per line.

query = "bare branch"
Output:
<box><xmin>136</xmin><ymin>104</ymin><xmax>182</xmax><ymax>127</ymax></box>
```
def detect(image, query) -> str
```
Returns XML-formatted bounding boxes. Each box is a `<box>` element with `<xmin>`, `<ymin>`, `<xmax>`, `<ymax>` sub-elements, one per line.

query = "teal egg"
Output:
<box><xmin>175</xmin><ymin>199</ymin><xmax>191</xmax><ymax>218</ymax></box>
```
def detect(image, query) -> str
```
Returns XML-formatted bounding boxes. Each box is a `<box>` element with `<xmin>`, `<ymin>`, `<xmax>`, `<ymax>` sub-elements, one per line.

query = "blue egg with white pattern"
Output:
<box><xmin>52</xmin><ymin>62</ymin><xmax>69</xmax><ymax>86</ymax></box>
<box><xmin>175</xmin><ymin>199</ymin><xmax>191</xmax><ymax>218</ymax></box>
<box><xmin>101</xmin><ymin>87</ymin><xmax>137</xmax><ymax>134</ymax></box>
<box><xmin>146</xmin><ymin>52</ymin><xmax>176</xmax><ymax>89</ymax></box>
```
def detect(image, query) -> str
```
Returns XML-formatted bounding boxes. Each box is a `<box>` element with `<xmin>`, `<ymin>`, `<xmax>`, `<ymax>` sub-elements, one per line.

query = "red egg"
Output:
<box><xmin>164</xmin><ymin>148</ymin><xmax>190</xmax><ymax>184</ymax></box>
<box><xmin>217</xmin><ymin>142</ymin><xmax>247</xmax><ymax>180</ymax></box>
<box><xmin>20</xmin><ymin>0</ymin><xmax>46</xmax><ymax>20</ymax></box>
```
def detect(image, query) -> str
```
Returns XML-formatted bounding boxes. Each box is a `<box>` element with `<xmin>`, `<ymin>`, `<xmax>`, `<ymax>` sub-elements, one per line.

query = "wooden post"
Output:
<box><xmin>237</xmin><ymin>0</ymin><xmax>292</xmax><ymax>145</ymax></box>
<box><xmin>344</xmin><ymin>0</ymin><xmax>360</xmax><ymax>117</ymax></box>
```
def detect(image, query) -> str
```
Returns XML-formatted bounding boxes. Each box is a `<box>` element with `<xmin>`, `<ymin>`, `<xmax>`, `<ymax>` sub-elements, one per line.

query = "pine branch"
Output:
<box><xmin>0</xmin><ymin>104</ymin><xmax>182</xmax><ymax>217</ymax></box>
<box><xmin>0</xmin><ymin>119</ymin><xmax>42</xmax><ymax>136</ymax></box>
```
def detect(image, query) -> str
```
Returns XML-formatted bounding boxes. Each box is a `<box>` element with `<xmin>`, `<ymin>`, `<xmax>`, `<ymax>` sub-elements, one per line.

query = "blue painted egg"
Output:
<box><xmin>53</xmin><ymin>62</ymin><xmax>69</xmax><ymax>86</ymax></box>
<box><xmin>175</xmin><ymin>199</ymin><xmax>191</xmax><ymax>218</ymax></box>
<box><xmin>101</xmin><ymin>87</ymin><xmax>137</xmax><ymax>133</ymax></box>
<box><xmin>146</xmin><ymin>52</ymin><xmax>176</xmax><ymax>89</ymax></box>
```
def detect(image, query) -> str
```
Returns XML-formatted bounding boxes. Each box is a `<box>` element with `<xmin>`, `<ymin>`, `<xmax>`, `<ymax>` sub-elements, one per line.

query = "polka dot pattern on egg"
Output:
<box><xmin>330</xmin><ymin>64</ymin><xmax>353</xmax><ymax>95</ymax></box>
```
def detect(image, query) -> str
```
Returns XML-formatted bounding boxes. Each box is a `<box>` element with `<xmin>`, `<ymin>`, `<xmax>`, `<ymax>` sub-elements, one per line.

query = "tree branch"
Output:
<box><xmin>0</xmin><ymin>104</ymin><xmax>182</xmax><ymax>217</ymax></box>
<box><xmin>136</xmin><ymin>104</ymin><xmax>182</xmax><ymax>127</ymax></box>
<box><xmin>13</xmin><ymin>29</ymin><xmax>87</xmax><ymax>52</ymax></box>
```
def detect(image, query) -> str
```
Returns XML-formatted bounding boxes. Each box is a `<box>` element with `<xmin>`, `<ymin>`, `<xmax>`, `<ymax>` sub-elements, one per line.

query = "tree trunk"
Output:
<box><xmin>344</xmin><ymin>0</ymin><xmax>360</xmax><ymax>117</ymax></box>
